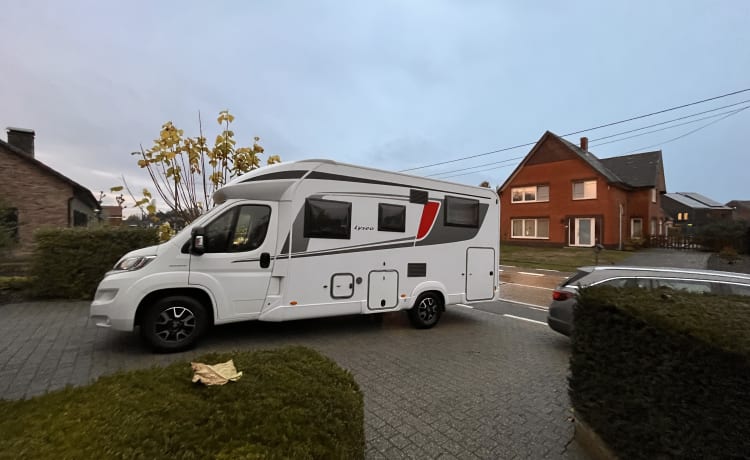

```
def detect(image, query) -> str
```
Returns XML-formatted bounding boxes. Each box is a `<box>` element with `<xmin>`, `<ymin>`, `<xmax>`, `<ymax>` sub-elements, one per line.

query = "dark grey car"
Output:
<box><xmin>547</xmin><ymin>266</ymin><xmax>750</xmax><ymax>336</ymax></box>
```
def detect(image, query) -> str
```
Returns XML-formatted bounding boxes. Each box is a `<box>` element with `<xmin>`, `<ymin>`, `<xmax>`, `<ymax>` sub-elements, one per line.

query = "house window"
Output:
<box><xmin>631</xmin><ymin>218</ymin><xmax>643</xmax><ymax>239</ymax></box>
<box><xmin>511</xmin><ymin>185</ymin><xmax>549</xmax><ymax>203</ymax></box>
<box><xmin>73</xmin><ymin>210</ymin><xmax>88</xmax><ymax>227</ymax></box>
<box><xmin>650</xmin><ymin>218</ymin><xmax>656</xmax><ymax>236</ymax></box>
<box><xmin>444</xmin><ymin>196</ymin><xmax>479</xmax><ymax>228</ymax></box>
<box><xmin>511</xmin><ymin>218</ymin><xmax>549</xmax><ymax>239</ymax></box>
<box><xmin>304</xmin><ymin>198</ymin><xmax>352</xmax><ymax>239</ymax></box>
<box><xmin>378</xmin><ymin>203</ymin><xmax>406</xmax><ymax>232</ymax></box>
<box><xmin>651</xmin><ymin>188</ymin><xmax>657</xmax><ymax>203</ymax></box>
<box><xmin>677</xmin><ymin>212</ymin><xmax>689</xmax><ymax>221</ymax></box>
<box><xmin>572</xmin><ymin>180</ymin><xmax>597</xmax><ymax>200</ymax></box>
<box><xmin>0</xmin><ymin>207</ymin><xmax>19</xmax><ymax>241</ymax></box>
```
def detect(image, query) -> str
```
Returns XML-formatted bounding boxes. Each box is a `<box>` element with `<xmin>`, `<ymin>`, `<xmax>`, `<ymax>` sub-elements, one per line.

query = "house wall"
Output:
<box><xmin>0</xmin><ymin>147</ymin><xmax>75</xmax><ymax>250</ymax></box>
<box><xmin>500</xmin><ymin>157</ymin><xmax>626</xmax><ymax>247</ymax></box>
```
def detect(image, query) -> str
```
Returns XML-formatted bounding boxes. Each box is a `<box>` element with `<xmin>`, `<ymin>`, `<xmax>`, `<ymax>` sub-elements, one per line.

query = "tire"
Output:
<box><xmin>408</xmin><ymin>292</ymin><xmax>443</xmax><ymax>329</ymax></box>
<box><xmin>140</xmin><ymin>296</ymin><xmax>209</xmax><ymax>352</ymax></box>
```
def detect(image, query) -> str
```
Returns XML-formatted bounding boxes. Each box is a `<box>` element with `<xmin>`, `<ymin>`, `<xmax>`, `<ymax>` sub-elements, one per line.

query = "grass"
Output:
<box><xmin>0</xmin><ymin>346</ymin><xmax>365</xmax><ymax>460</ymax></box>
<box><xmin>500</xmin><ymin>243</ymin><xmax>634</xmax><ymax>272</ymax></box>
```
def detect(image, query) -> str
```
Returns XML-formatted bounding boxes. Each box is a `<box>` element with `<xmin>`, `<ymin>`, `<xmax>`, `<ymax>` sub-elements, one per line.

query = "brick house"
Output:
<box><xmin>0</xmin><ymin>127</ymin><xmax>99</xmax><ymax>251</ymax></box>
<box><xmin>726</xmin><ymin>200</ymin><xmax>750</xmax><ymax>222</ymax></box>
<box><xmin>498</xmin><ymin>131</ymin><xmax>667</xmax><ymax>248</ymax></box>
<box><xmin>662</xmin><ymin>192</ymin><xmax>733</xmax><ymax>231</ymax></box>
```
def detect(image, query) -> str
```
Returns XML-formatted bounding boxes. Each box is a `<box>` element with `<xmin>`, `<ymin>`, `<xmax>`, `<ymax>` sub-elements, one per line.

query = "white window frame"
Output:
<box><xmin>510</xmin><ymin>185</ymin><xmax>549</xmax><ymax>203</ymax></box>
<box><xmin>572</xmin><ymin>180</ymin><xmax>597</xmax><ymax>200</ymax></box>
<box><xmin>511</xmin><ymin>218</ymin><xmax>550</xmax><ymax>239</ymax></box>
<box><xmin>631</xmin><ymin>218</ymin><xmax>643</xmax><ymax>239</ymax></box>
<box><xmin>651</xmin><ymin>188</ymin><xmax>657</xmax><ymax>203</ymax></box>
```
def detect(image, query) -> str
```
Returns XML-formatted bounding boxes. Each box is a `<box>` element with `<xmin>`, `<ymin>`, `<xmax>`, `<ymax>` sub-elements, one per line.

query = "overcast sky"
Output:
<box><xmin>1</xmin><ymin>0</ymin><xmax>748</xmax><ymax>210</ymax></box>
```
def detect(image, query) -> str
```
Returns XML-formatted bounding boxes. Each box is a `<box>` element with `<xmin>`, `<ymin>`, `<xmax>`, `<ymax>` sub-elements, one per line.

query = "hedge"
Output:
<box><xmin>29</xmin><ymin>226</ymin><xmax>159</xmax><ymax>300</ymax></box>
<box><xmin>0</xmin><ymin>346</ymin><xmax>365</xmax><ymax>460</ymax></box>
<box><xmin>569</xmin><ymin>287</ymin><xmax>750</xmax><ymax>459</ymax></box>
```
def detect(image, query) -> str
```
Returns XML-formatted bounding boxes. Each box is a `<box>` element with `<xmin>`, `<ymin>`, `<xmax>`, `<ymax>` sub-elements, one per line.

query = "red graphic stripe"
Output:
<box><xmin>417</xmin><ymin>201</ymin><xmax>440</xmax><ymax>240</ymax></box>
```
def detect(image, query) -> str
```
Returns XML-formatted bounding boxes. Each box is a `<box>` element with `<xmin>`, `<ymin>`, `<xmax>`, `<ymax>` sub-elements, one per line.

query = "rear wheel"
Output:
<box><xmin>408</xmin><ymin>292</ymin><xmax>443</xmax><ymax>329</ymax></box>
<box><xmin>140</xmin><ymin>296</ymin><xmax>209</xmax><ymax>352</ymax></box>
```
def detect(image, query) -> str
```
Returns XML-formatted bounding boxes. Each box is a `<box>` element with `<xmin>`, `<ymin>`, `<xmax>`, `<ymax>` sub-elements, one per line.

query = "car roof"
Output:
<box><xmin>565</xmin><ymin>265</ymin><xmax>750</xmax><ymax>286</ymax></box>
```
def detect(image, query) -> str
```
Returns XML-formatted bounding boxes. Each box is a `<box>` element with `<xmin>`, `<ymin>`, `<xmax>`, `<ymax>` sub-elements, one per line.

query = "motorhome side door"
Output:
<box><xmin>188</xmin><ymin>202</ymin><xmax>277</xmax><ymax>319</ymax></box>
<box><xmin>466</xmin><ymin>247</ymin><xmax>495</xmax><ymax>301</ymax></box>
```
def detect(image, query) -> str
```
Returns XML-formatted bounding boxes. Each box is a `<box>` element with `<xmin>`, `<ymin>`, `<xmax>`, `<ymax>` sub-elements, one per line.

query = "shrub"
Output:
<box><xmin>0</xmin><ymin>346</ymin><xmax>365</xmax><ymax>460</ymax></box>
<box><xmin>694</xmin><ymin>220</ymin><xmax>748</xmax><ymax>253</ymax></box>
<box><xmin>29</xmin><ymin>226</ymin><xmax>159</xmax><ymax>300</ymax></box>
<box><xmin>569</xmin><ymin>287</ymin><xmax>750</xmax><ymax>459</ymax></box>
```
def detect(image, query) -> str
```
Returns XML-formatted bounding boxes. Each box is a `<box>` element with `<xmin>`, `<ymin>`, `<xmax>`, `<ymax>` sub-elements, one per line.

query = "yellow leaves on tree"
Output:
<box><xmin>127</xmin><ymin>110</ymin><xmax>282</xmax><ymax>224</ymax></box>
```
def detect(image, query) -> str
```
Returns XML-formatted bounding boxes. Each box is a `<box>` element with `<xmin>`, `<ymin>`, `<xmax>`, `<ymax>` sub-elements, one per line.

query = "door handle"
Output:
<box><xmin>260</xmin><ymin>252</ymin><xmax>271</xmax><ymax>268</ymax></box>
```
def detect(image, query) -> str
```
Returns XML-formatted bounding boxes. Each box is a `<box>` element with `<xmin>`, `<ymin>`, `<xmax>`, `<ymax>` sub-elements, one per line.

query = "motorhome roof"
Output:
<box><xmin>227</xmin><ymin>159</ymin><xmax>497</xmax><ymax>196</ymax></box>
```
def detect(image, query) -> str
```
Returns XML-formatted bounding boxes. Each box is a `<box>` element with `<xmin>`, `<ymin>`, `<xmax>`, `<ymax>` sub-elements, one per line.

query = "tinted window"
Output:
<box><xmin>654</xmin><ymin>279</ymin><xmax>713</xmax><ymax>294</ymax></box>
<box><xmin>378</xmin><ymin>203</ymin><xmax>405</xmax><ymax>232</ymax></box>
<box><xmin>204</xmin><ymin>205</ymin><xmax>271</xmax><ymax>253</ymax></box>
<box><xmin>304</xmin><ymin>198</ymin><xmax>351</xmax><ymax>239</ymax></box>
<box><xmin>727</xmin><ymin>283</ymin><xmax>750</xmax><ymax>297</ymax></box>
<box><xmin>445</xmin><ymin>196</ymin><xmax>479</xmax><ymax>227</ymax></box>
<box><xmin>563</xmin><ymin>270</ymin><xmax>590</xmax><ymax>287</ymax></box>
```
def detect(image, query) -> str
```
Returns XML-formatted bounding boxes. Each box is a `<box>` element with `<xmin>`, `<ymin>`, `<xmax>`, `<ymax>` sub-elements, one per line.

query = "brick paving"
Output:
<box><xmin>0</xmin><ymin>301</ymin><xmax>589</xmax><ymax>459</ymax></box>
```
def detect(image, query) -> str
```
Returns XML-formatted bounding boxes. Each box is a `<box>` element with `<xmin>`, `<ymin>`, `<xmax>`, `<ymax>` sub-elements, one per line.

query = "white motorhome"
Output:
<box><xmin>91</xmin><ymin>160</ymin><xmax>500</xmax><ymax>352</ymax></box>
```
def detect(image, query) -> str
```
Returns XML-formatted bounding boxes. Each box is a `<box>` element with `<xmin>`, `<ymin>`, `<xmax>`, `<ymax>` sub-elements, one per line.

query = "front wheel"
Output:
<box><xmin>408</xmin><ymin>292</ymin><xmax>443</xmax><ymax>329</ymax></box>
<box><xmin>140</xmin><ymin>296</ymin><xmax>209</xmax><ymax>352</ymax></box>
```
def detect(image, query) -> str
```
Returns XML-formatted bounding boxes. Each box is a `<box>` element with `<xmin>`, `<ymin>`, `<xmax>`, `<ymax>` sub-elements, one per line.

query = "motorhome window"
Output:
<box><xmin>229</xmin><ymin>206</ymin><xmax>271</xmax><ymax>252</ymax></box>
<box><xmin>204</xmin><ymin>205</ymin><xmax>271</xmax><ymax>253</ymax></box>
<box><xmin>304</xmin><ymin>198</ymin><xmax>352</xmax><ymax>239</ymax></box>
<box><xmin>444</xmin><ymin>196</ymin><xmax>479</xmax><ymax>227</ymax></box>
<box><xmin>378</xmin><ymin>203</ymin><xmax>406</xmax><ymax>232</ymax></box>
<box><xmin>204</xmin><ymin>209</ymin><xmax>235</xmax><ymax>252</ymax></box>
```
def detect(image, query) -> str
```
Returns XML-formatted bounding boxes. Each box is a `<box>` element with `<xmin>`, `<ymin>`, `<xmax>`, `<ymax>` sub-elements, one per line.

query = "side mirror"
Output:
<box><xmin>191</xmin><ymin>226</ymin><xmax>206</xmax><ymax>255</ymax></box>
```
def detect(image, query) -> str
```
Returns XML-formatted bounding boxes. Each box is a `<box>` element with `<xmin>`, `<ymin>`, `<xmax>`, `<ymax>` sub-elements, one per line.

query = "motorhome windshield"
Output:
<box><xmin>171</xmin><ymin>200</ymin><xmax>237</xmax><ymax>239</ymax></box>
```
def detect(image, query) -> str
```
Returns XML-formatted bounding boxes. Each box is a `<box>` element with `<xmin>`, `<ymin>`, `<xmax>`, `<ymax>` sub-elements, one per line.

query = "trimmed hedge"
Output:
<box><xmin>570</xmin><ymin>287</ymin><xmax>750</xmax><ymax>459</ymax></box>
<box><xmin>30</xmin><ymin>226</ymin><xmax>159</xmax><ymax>300</ymax></box>
<box><xmin>0</xmin><ymin>346</ymin><xmax>365</xmax><ymax>459</ymax></box>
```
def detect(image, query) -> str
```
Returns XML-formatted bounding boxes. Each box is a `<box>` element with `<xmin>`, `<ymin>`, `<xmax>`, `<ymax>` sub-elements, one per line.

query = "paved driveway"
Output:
<box><xmin>0</xmin><ymin>301</ymin><xmax>589</xmax><ymax>459</ymax></box>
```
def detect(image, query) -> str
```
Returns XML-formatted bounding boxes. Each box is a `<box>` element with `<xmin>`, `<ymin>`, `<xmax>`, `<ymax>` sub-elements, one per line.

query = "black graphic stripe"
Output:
<box><xmin>307</xmin><ymin>171</ymin><xmax>492</xmax><ymax>200</ymax></box>
<box><xmin>240</xmin><ymin>170</ymin><xmax>308</xmax><ymax>182</ymax></box>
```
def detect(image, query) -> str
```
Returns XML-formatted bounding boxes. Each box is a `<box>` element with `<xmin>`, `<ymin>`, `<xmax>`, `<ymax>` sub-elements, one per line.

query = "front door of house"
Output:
<box><xmin>574</xmin><ymin>218</ymin><xmax>595</xmax><ymax>247</ymax></box>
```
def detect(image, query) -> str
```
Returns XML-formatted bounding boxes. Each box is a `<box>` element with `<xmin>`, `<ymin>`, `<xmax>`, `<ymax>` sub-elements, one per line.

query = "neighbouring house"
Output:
<box><xmin>726</xmin><ymin>200</ymin><xmax>750</xmax><ymax>222</ymax></box>
<box><xmin>100</xmin><ymin>205</ymin><xmax>123</xmax><ymax>226</ymax></box>
<box><xmin>661</xmin><ymin>192</ymin><xmax>733</xmax><ymax>231</ymax></box>
<box><xmin>0</xmin><ymin>127</ymin><xmax>99</xmax><ymax>252</ymax></box>
<box><xmin>498</xmin><ymin>131</ymin><xmax>667</xmax><ymax>248</ymax></box>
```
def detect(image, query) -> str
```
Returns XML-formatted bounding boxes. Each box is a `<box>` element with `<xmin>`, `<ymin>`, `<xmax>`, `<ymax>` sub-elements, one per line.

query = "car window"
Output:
<box><xmin>598</xmin><ymin>277</ymin><xmax>649</xmax><ymax>289</ymax></box>
<box><xmin>599</xmin><ymin>278</ymin><xmax>630</xmax><ymax>288</ymax></box>
<box><xmin>563</xmin><ymin>270</ymin><xmax>589</xmax><ymax>287</ymax></box>
<box><xmin>726</xmin><ymin>283</ymin><xmax>750</xmax><ymax>297</ymax></box>
<box><xmin>653</xmin><ymin>279</ymin><xmax>712</xmax><ymax>294</ymax></box>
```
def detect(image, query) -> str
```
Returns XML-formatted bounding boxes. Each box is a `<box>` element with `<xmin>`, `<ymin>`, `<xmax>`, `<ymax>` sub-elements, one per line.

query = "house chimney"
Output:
<box><xmin>580</xmin><ymin>136</ymin><xmax>589</xmax><ymax>152</ymax></box>
<box><xmin>6</xmin><ymin>127</ymin><xmax>35</xmax><ymax>158</ymax></box>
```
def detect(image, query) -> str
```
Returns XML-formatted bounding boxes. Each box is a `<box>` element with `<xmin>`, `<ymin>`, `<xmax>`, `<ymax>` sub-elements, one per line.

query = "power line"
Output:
<box><xmin>440</xmin><ymin>162</ymin><xmax>517</xmax><ymax>180</ymax></box>
<box><xmin>424</xmin><ymin>156</ymin><xmax>524</xmax><ymax>177</ymax></box>
<box><xmin>427</xmin><ymin>101</ymin><xmax>750</xmax><ymax>179</ymax></box>
<box><xmin>590</xmin><ymin>104</ymin><xmax>750</xmax><ymax>148</ymax></box>
<box><xmin>587</xmin><ymin>99</ymin><xmax>750</xmax><ymax>144</ymax></box>
<box><xmin>433</xmin><ymin>103</ymin><xmax>750</xmax><ymax>181</ymax></box>
<box><xmin>624</xmin><ymin>105</ymin><xmax>750</xmax><ymax>154</ymax></box>
<box><xmin>400</xmin><ymin>87</ymin><xmax>750</xmax><ymax>172</ymax></box>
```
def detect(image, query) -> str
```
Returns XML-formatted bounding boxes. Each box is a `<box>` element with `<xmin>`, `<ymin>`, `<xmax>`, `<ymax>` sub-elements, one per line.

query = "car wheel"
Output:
<box><xmin>140</xmin><ymin>296</ymin><xmax>209</xmax><ymax>352</ymax></box>
<box><xmin>408</xmin><ymin>292</ymin><xmax>443</xmax><ymax>329</ymax></box>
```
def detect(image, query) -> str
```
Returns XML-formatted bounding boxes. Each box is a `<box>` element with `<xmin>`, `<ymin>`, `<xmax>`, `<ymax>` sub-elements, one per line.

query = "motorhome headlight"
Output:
<box><xmin>113</xmin><ymin>256</ymin><xmax>156</xmax><ymax>272</ymax></box>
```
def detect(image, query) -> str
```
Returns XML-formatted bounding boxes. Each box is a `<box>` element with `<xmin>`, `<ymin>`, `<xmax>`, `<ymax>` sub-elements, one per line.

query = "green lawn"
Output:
<box><xmin>500</xmin><ymin>243</ymin><xmax>634</xmax><ymax>272</ymax></box>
